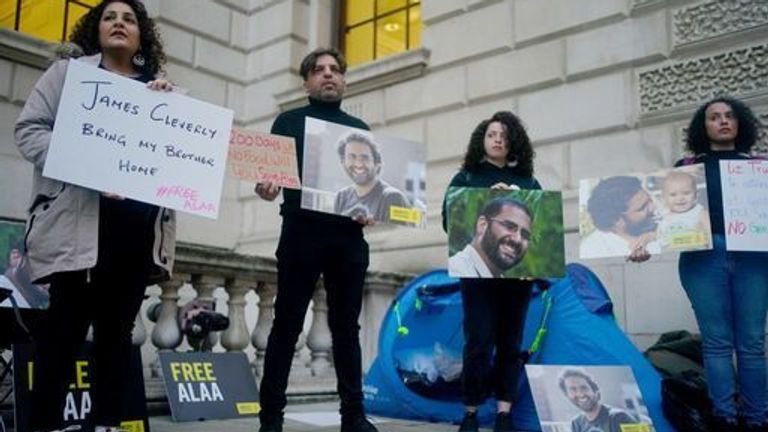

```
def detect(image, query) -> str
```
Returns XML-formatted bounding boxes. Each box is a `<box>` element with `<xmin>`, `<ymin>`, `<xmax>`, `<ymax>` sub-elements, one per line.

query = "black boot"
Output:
<box><xmin>341</xmin><ymin>414</ymin><xmax>378</xmax><ymax>432</ymax></box>
<box><xmin>710</xmin><ymin>415</ymin><xmax>738</xmax><ymax>432</ymax></box>
<box><xmin>493</xmin><ymin>412</ymin><xmax>514</xmax><ymax>432</ymax></box>
<box><xmin>258</xmin><ymin>414</ymin><xmax>283</xmax><ymax>432</ymax></box>
<box><xmin>458</xmin><ymin>411</ymin><xmax>479</xmax><ymax>432</ymax></box>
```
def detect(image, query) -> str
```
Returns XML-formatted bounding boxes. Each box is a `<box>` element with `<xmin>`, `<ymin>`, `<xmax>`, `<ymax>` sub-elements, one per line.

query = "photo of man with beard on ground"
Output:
<box><xmin>445</xmin><ymin>188</ymin><xmax>565</xmax><ymax>279</ymax></box>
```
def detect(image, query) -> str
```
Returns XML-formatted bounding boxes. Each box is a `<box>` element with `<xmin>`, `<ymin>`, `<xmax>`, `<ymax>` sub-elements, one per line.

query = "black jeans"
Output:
<box><xmin>31</xmin><ymin>198</ymin><xmax>154</xmax><ymax>430</ymax></box>
<box><xmin>460</xmin><ymin>278</ymin><xmax>532</xmax><ymax>406</ymax></box>
<box><xmin>259</xmin><ymin>218</ymin><xmax>368</xmax><ymax>421</ymax></box>
<box><xmin>30</xmin><ymin>269</ymin><xmax>146</xmax><ymax>430</ymax></box>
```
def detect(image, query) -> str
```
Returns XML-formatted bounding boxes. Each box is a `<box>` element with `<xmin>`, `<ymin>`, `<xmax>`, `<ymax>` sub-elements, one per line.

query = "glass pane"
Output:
<box><xmin>0</xmin><ymin>0</ymin><xmax>19</xmax><ymax>30</ymax></box>
<box><xmin>19</xmin><ymin>0</ymin><xmax>64</xmax><ymax>42</ymax></box>
<box><xmin>65</xmin><ymin>3</ymin><xmax>93</xmax><ymax>41</ymax></box>
<box><xmin>377</xmin><ymin>0</ymin><xmax>406</xmax><ymax>15</ymax></box>
<box><xmin>345</xmin><ymin>0</ymin><xmax>373</xmax><ymax>26</ymax></box>
<box><xmin>409</xmin><ymin>0</ymin><xmax>420</xmax><ymax>4</ymax></box>
<box><xmin>345</xmin><ymin>22</ymin><xmax>374</xmax><ymax>67</ymax></box>
<box><xmin>375</xmin><ymin>10</ymin><xmax>406</xmax><ymax>60</ymax></box>
<box><xmin>408</xmin><ymin>5</ymin><xmax>421</xmax><ymax>49</ymax></box>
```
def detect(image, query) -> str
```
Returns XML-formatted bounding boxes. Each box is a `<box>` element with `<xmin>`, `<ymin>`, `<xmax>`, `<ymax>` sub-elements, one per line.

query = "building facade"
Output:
<box><xmin>1</xmin><ymin>0</ymin><xmax>768</xmax><ymax>372</ymax></box>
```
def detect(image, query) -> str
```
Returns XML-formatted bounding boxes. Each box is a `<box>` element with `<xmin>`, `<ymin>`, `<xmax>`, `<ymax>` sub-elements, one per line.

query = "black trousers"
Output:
<box><xmin>259</xmin><ymin>218</ymin><xmax>369</xmax><ymax>421</ymax></box>
<box><xmin>460</xmin><ymin>278</ymin><xmax>532</xmax><ymax>406</ymax></box>
<box><xmin>30</xmin><ymin>198</ymin><xmax>153</xmax><ymax>430</ymax></box>
<box><xmin>30</xmin><ymin>268</ymin><xmax>146</xmax><ymax>430</ymax></box>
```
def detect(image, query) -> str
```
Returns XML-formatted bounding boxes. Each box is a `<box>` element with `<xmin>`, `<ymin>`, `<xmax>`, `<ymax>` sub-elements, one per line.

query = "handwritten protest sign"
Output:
<box><xmin>227</xmin><ymin>128</ymin><xmax>300</xmax><ymax>189</ymax></box>
<box><xmin>43</xmin><ymin>59</ymin><xmax>233</xmax><ymax>219</ymax></box>
<box><xmin>721</xmin><ymin>160</ymin><xmax>768</xmax><ymax>251</ymax></box>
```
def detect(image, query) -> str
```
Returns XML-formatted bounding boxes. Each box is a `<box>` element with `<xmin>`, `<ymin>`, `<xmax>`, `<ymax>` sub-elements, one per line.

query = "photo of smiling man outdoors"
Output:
<box><xmin>301</xmin><ymin>117</ymin><xmax>427</xmax><ymax>227</ymax></box>
<box><xmin>446</xmin><ymin>188</ymin><xmax>565</xmax><ymax>279</ymax></box>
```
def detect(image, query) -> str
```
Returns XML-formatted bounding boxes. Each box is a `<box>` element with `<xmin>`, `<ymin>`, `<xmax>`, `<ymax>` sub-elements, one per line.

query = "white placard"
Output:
<box><xmin>721</xmin><ymin>159</ymin><xmax>768</xmax><ymax>251</ymax></box>
<box><xmin>43</xmin><ymin>59</ymin><xmax>233</xmax><ymax>219</ymax></box>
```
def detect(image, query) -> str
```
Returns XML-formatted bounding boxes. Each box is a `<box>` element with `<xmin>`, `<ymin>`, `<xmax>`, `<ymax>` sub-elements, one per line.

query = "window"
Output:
<box><xmin>342</xmin><ymin>0</ymin><xmax>422</xmax><ymax>67</ymax></box>
<box><xmin>1</xmin><ymin>0</ymin><xmax>98</xmax><ymax>43</ymax></box>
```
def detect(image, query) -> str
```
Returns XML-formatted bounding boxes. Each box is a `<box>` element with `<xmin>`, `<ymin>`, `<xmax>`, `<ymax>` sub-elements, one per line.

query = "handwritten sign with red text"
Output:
<box><xmin>227</xmin><ymin>128</ymin><xmax>300</xmax><ymax>189</ymax></box>
<box><xmin>43</xmin><ymin>59</ymin><xmax>233</xmax><ymax>219</ymax></box>
<box><xmin>721</xmin><ymin>160</ymin><xmax>768</xmax><ymax>251</ymax></box>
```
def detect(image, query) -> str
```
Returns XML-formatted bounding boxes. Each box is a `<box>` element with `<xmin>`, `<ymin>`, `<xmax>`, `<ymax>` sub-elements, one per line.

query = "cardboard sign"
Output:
<box><xmin>13</xmin><ymin>342</ymin><xmax>149</xmax><ymax>432</ymax></box>
<box><xmin>526</xmin><ymin>365</ymin><xmax>655</xmax><ymax>432</ymax></box>
<box><xmin>43</xmin><ymin>59</ymin><xmax>233</xmax><ymax>219</ymax></box>
<box><xmin>446</xmin><ymin>187</ymin><xmax>565</xmax><ymax>279</ymax></box>
<box><xmin>579</xmin><ymin>165</ymin><xmax>712</xmax><ymax>259</ymax></box>
<box><xmin>159</xmin><ymin>351</ymin><xmax>259</xmax><ymax>422</ymax></box>
<box><xmin>300</xmin><ymin>117</ymin><xmax>427</xmax><ymax>227</ymax></box>
<box><xmin>721</xmin><ymin>159</ymin><xmax>768</xmax><ymax>251</ymax></box>
<box><xmin>227</xmin><ymin>128</ymin><xmax>300</xmax><ymax>189</ymax></box>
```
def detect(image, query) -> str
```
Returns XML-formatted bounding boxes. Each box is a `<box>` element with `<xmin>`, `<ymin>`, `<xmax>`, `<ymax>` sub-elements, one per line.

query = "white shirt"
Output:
<box><xmin>448</xmin><ymin>244</ymin><xmax>494</xmax><ymax>278</ymax></box>
<box><xmin>579</xmin><ymin>229</ymin><xmax>661</xmax><ymax>259</ymax></box>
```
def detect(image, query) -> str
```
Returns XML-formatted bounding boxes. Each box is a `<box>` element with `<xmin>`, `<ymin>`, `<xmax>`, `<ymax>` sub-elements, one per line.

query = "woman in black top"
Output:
<box><xmin>677</xmin><ymin>98</ymin><xmax>768</xmax><ymax>431</ymax></box>
<box><xmin>442</xmin><ymin>111</ymin><xmax>540</xmax><ymax>432</ymax></box>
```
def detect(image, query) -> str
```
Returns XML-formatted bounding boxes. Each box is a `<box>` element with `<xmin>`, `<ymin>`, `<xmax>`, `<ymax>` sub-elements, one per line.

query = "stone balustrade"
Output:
<box><xmin>140</xmin><ymin>242</ymin><xmax>414</xmax><ymax>401</ymax></box>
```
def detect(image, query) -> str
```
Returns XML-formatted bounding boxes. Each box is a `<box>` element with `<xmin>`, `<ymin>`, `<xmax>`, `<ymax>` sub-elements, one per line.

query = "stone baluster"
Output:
<box><xmin>151</xmin><ymin>276</ymin><xmax>185</xmax><ymax>351</ymax></box>
<box><xmin>221</xmin><ymin>278</ymin><xmax>251</xmax><ymax>352</ymax></box>
<box><xmin>306</xmin><ymin>282</ymin><xmax>332</xmax><ymax>376</ymax></box>
<box><xmin>252</xmin><ymin>281</ymin><xmax>276</xmax><ymax>377</ymax></box>
<box><xmin>131</xmin><ymin>307</ymin><xmax>147</xmax><ymax>347</ymax></box>
<box><xmin>190</xmin><ymin>274</ymin><xmax>223</xmax><ymax>350</ymax></box>
<box><xmin>150</xmin><ymin>276</ymin><xmax>185</xmax><ymax>378</ymax></box>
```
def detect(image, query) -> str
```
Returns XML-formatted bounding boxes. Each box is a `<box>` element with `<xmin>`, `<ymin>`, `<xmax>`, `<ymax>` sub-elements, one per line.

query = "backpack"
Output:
<box><xmin>661</xmin><ymin>369</ymin><xmax>713</xmax><ymax>432</ymax></box>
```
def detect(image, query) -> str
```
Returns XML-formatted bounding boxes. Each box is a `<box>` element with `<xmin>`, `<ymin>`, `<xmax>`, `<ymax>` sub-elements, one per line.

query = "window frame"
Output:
<box><xmin>2</xmin><ymin>0</ymin><xmax>96</xmax><ymax>43</ymax></box>
<box><xmin>339</xmin><ymin>0</ymin><xmax>421</xmax><ymax>67</ymax></box>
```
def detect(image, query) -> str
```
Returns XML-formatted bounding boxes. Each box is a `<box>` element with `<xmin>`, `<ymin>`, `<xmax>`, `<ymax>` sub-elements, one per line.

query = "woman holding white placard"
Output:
<box><xmin>632</xmin><ymin>96</ymin><xmax>767</xmax><ymax>431</ymax></box>
<box><xmin>15</xmin><ymin>2</ymin><xmax>175</xmax><ymax>431</ymax></box>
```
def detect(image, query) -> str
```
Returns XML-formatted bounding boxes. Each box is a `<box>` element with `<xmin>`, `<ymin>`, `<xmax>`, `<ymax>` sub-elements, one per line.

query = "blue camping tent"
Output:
<box><xmin>363</xmin><ymin>263</ymin><xmax>673</xmax><ymax>431</ymax></box>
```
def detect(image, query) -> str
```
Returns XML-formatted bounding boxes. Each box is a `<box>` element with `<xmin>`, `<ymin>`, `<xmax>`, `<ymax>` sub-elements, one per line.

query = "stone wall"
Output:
<box><xmin>2</xmin><ymin>0</ymin><xmax>767</xmax><ymax>350</ymax></box>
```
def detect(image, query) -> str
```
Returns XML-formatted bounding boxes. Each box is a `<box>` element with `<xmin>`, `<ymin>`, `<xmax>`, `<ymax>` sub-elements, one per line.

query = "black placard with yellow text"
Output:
<box><xmin>159</xmin><ymin>351</ymin><xmax>259</xmax><ymax>421</ymax></box>
<box><xmin>12</xmin><ymin>342</ymin><xmax>149</xmax><ymax>432</ymax></box>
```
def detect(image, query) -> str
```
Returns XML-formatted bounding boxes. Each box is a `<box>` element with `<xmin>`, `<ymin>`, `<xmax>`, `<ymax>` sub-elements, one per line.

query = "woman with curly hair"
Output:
<box><xmin>441</xmin><ymin>111</ymin><xmax>540</xmax><ymax>432</ymax></box>
<box><xmin>631</xmin><ymin>96</ymin><xmax>767</xmax><ymax>431</ymax></box>
<box><xmin>15</xmin><ymin>1</ymin><xmax>175</xmax><ymax>431</ymax></box>
<box><xmin>679</xmin><ymin>97</ymin><xmax>767</xmax><ymax>431</ymax></box>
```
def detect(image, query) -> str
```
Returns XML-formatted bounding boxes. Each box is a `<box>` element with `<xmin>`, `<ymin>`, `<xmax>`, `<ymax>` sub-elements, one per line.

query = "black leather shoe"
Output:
<box><xmin>742</xmin><ymin>421</ymin><xmax>768</xmax><ymax>432</ymax></box>
<box><xmin>710</xmin><ymin>415</ymin><xmax>738</xmax><ymax>432</ymax></box>
<box><xmin>258</xmin><ymin>416</ymin><xmax>283</xmax><ymax>432</ymax></box>
<box><xmin>341</xmin><ymin>414</ymin><xmax>378</xmax><ymax>432</ymax></box>
<box><xmin>493</xmin><ymin>411</ymin><xmax>514</xmax><ymax>432</ymax></box>
<box><xmin>458</xmin><ymin>412</ymin><xmax>479</xmax><ymax>432</ymax></box>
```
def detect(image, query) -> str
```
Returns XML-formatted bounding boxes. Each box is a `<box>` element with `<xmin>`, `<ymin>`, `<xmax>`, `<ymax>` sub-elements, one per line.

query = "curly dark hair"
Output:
<box><xmin>336</xmin><ymin>132</ymin><xmax>382</xmax><ymax>164</ymax></box>
<box><xmin>69</xmin><ymin>0</ymin><xmax>166</xmax><ymax>76</ymax></box>
<box><xmin>587</xmin><ymin>176</ymin><xmax>643</xmax><ymax>231</ymax></box>
<box><xmin>558</xmin><ymin>367</ymin><xmax>599</xmax><ymax>394</ymax></box>
<box><xmin>462</xmin><ymin>111</ymin><xmax>535</xmax><ymax>177</ymax></box>
<box><xmin>685</xmin><ymin>96</ymin><xmax>759</xmax><ymax>155</ymax></box>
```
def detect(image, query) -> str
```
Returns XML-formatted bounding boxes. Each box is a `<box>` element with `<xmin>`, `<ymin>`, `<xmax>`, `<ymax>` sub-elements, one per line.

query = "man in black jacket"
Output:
<box><xmin>254</xmin><ymin>47</ymin><xmax>377</xmax><ymax>432</ymax></box>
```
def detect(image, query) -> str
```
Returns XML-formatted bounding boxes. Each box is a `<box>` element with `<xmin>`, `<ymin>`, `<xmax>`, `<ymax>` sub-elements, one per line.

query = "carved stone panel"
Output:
<box><xmin>673</xmin><ymin>0</ymin><xmax>768</xmax><ymax>47</ymax></box>
<box><xmin>639</xmin><ymin>44</ymin><xmax>768</xmax><ymax>115</ymax></box>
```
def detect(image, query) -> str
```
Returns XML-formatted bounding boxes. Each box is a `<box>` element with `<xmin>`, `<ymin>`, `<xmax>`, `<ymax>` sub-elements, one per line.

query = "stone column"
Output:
<box><xmin>252</xmin><ymin>281</ymin><xmax>276</xmax><ymax>377</ymax></box>
<box><xmin>151</xmin><ymin>276</ymin><xmax>185</xmax><ymax>351</ymax></box>
<box><xmin>190</xmin><ymin>274</ymin><xmax>223</xmax><ymax>350</ymax></box>
<box><xmin>132</xmin><ymin>308</ymin><xmax>147</xmax><ymax>347</ymax></box>
<box><xmin>221</xmin><ymin>278</ymin><xmax>251</xmax><ymax>352</ymax></box>
<box><xmin>306</xmin><ymin>283</ymin><xmax>332</xmax><ymax>376</ymax></box>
